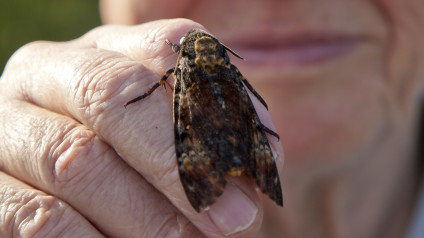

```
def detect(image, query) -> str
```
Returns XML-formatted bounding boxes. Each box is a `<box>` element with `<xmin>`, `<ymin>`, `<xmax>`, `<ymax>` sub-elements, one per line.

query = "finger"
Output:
<box><xmin>1</xmin><ymin>19</ymin><xmax>270</xmax><ymax>236</ymax></box>
<box><xmin>0</xmin><ymin>171</ymin><xmax>104</xmax><ymax>238</ymax></box>
<box><xmin>0</xmin><ymin>100</ymin><xmax>203</xmax><ymax>238</ymax></box>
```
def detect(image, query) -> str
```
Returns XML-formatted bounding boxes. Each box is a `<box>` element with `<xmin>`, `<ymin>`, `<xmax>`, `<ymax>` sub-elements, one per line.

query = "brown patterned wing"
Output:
<box><xmin>173</xmin><ymin>68</ymin><xmax>229</xmax><ymax>212</ymax></box>
<box><xmin>247</xmin><ymin>114</ymin><xmax>283</xmax><ymax>206</ymax></box>
<box><xmin>221</xmin><ymin>67</ymin><xmax>283</xmax><ymax>207</ymax></box>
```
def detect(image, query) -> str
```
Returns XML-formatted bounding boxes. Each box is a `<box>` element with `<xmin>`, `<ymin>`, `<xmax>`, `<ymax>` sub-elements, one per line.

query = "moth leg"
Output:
<box><xmin>230</xmin><ymin>64</ymin><xmax>269</xmax><ymax>110</ymax></box>
<box><xmin>262</xmin><ymin>125</ymin><xmax>280</xmax><ymax>141</ymax></box>
<box><xmin>124</xmin><ymin>67</ymin><xmax>175</xmax><ymax>108</ymax></box>
<box><xmin>165</xmin><ymin>40</ymin><xmax>180</xmax><ymax>53</ymax></box>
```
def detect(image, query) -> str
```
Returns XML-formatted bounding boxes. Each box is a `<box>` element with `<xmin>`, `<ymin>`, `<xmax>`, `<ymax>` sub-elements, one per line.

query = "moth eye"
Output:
<box><xmin>179</xmin><ymin>36</ymin><xmax>185</xmax><ymax>45</ymax></box>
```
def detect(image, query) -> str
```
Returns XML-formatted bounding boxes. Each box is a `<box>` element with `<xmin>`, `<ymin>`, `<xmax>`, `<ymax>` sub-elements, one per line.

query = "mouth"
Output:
<box><xmin>223</xmin><ymin>30</ymin><xmax>364</xmax><ymax>67</ymax></box>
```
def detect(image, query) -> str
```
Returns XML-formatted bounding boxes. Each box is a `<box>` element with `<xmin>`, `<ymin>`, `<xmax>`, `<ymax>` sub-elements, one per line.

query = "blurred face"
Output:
<box><xmin>101</xmin><ymin>0</ymin><xmax>424</xmax><ymax>178</ymax></box>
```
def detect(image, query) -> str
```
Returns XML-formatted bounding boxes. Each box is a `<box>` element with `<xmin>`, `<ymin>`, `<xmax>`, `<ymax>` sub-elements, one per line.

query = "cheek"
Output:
<box><xmin>284</xmin><ymin>50</ymin><xmax>388</xmax><ymax>171</ymax></box>
<box><xmin>375</xmin><ymin>0</ymin><xmax>424</xmax><ymax>105</ymax></box>
<box><xmin>244</xmin><ymin>41</ymin><xmax>390</xmax><ymax>175</ymax></box>
<box><xmin>240</xmin><ymin>1</ymin><xmax>424</xmax><ymax>176</ymax></box>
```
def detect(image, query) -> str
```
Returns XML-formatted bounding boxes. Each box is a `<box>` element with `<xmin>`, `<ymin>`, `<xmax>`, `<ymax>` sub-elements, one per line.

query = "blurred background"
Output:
<box><xmin>0</xmin><ymin>0</ymin><xmax>101</xmax><ymax>73</ymax></box>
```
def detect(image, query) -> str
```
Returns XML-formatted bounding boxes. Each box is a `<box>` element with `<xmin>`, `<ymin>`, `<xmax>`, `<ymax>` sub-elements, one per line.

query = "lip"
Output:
<box><xmin>222</xmin><ymin>30</ymin><xmax>364</xmax><ymax>67</ymax></box>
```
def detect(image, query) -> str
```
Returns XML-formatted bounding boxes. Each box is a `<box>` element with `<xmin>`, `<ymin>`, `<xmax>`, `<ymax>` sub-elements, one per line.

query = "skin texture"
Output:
<box><xmin>0</xmin><ymin>0</ymin><xmax>423</xmax><ymax>237</ymax></box>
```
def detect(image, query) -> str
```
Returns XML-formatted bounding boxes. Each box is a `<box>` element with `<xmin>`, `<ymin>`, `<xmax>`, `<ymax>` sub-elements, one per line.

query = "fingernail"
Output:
<box><xmin>208</xmin><ymin>184</ymin><xmax>258</xmax><ymax>236</ymax></box>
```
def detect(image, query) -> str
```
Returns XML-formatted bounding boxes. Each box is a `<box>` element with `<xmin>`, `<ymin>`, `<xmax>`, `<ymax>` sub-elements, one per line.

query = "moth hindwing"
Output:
<box><xmin>125</xmin><ymin>29</ymin><xmax>283</xmax><ymax>212</ymax></box>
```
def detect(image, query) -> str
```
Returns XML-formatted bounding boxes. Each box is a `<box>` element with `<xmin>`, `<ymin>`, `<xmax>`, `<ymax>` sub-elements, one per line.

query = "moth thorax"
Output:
<box><xmin>194</xmin><ymin>36</ymin><xmax>228</xmax><ymax>74</ymax></box>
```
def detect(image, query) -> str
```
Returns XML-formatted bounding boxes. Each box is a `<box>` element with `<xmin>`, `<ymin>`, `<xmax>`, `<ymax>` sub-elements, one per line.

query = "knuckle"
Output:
<box><xmin>71</xmin><ymin>50</ymin><xmax>152</xmax><ymax>123</ymax></box>
<box><xmin>0</xmin><ymin>188</ymin><xmax>69</xmax><ymax>238</ymax></box>
<box><xmin>46</xmin><ymin>125</ymin><xmax>102</xmax><ymax>190</ymax></box>
<box><xmin>6</xmin><ymin>41</ymin><xmax>47</xmax><ymax>66</ymax></box>
<box><xmin>1</xmin><ymin>41</ymin><xmax>49</xmax><ymax>85</ymax></box>
<box><xmin>72</xmin><ymin>50</ymin><xmax>129</xmax><ymax>109</ymax></box>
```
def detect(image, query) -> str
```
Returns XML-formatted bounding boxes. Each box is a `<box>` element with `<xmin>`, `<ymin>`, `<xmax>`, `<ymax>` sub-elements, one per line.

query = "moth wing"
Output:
<box><xmin>174</xmin><ymin>70</ymin><xmax>227</xmax><ymax>212</ymax></box>
<box><xmin>247</xmin><ymin>113</ymin><xmax>283</xmax><ymax>206</ymax></box>
<box><xmin>205</xmin><ymin>67</ymin><xmax>283</xmax><ymax>207</ymax></box>
<box><xmin>231</xmin><ymin>73</ymin><xmax>283</xmax><ymax>206</ymax></box>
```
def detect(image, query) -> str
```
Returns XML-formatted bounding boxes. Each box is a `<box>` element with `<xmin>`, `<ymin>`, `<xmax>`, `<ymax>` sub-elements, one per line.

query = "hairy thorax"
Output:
<box><xmin>194</xmin><ymin>36</ymin><xmax>230</xmax><ymax>74</ymax></box>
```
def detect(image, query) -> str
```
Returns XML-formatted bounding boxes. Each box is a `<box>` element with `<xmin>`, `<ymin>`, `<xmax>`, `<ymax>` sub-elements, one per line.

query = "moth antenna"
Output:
<box><xmin>222</xmin><ymin>44</ymin><xmax>245</xmax><ymax>60</ymax></box>
<box><xmin>166</xmin><ymin>39</ymin><xmax>181</xmax><ymax>53</ymax></box>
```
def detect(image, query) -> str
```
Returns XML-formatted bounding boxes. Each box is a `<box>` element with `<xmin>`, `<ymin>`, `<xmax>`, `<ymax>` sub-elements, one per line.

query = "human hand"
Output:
<box><xmin>0</xmin><ymin>19</ymin><xmax>283</xmax><ymax>237</ymax></box>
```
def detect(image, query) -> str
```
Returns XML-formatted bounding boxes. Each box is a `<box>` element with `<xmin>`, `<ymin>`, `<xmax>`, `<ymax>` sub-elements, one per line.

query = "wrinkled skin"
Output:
<box><xmin>0</xmin><ymin>0</ymin><xmax>423</xmax><ymax>237</ymax></box>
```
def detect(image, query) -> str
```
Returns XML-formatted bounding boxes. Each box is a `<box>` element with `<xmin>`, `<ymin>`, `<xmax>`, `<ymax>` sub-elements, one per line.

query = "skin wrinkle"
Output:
<box><xmin>53</xmin><ymin>137</ymin><xmax>139</xmax><ymax>236</ymax></box>
<box><xmin>23</xmin><ymin>197</ymin><xmax>61</xmax><ymax>238</ymax></box>
<box><xmin>53</xmin><ymin>217</ymin><xmax>80</xmax><ymax>238</ymax></box>
<box><xmin>53</xmin><ymin>130</ymin><xmax>98</xmax><ymax>187</ymax></box>
<box><xmin>57</xmin><ymin>141</ymin><xmax>137</xmax><ymax>227</ymax></box>
<box><xmin>33</xmin><ymin>117</ymin><xmax>93</xmax><ymax>188</ymax></box>
<box><xmin>6</xmin><ymin>104</ymin><xmax>69</xmax><ymax>185</ymax></box>
<box><xmin>89</xmin><ymin>59</ymin><xmax>173</xmax><ymax>147</ymax></box>
<box><xmin>0</xmin><ymin>106</ymin><xmax>17</xmax><ymax>172</ymax></box>
<box><xmin>154</xmin><ymin>212</ymin><xmax>183</xmax><ymax>238</ymax></box>
<box><xmin>376</xmin><ymin>1</ymin><xmax>424</xmax><ymax>107</ymax></box>
<box><xmin>150</xmin><ymin>150</ymin><xmax>180</xmax><ymax>191</ymax></box>
<box><xmin>73</xmin><ymin>55</ymin><xmax>163</xmax><ymax>140</ymax></box>
<box><xmin>0</xmin><ymin>185</ymin><xmax>17</xmax><ymax>235</ymax></box>
<box><xmin>10</xmin><ymin>104</ymin><xmax>114</xmax><ymax>219</ymax></box>
<box><xmin>36</xmin><ymin>116</ymin><xmax>73</xmax><ymax>185</ymax></box>
<box><xmin>73</xmin><ymin>51</ymin><xmax>132</xmax><ymax>114</ymax></box>
<box><xmin>8</xmin><ymin>190</ymin><xmax>58</xmax><ymax>237</ymax></box>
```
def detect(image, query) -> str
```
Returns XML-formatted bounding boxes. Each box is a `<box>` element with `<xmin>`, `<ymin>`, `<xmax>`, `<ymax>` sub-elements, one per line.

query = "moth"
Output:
<box><xmin>125</xmin><ymin>29</ymin><xmax>283</xmax><ymax>212</ymax></box>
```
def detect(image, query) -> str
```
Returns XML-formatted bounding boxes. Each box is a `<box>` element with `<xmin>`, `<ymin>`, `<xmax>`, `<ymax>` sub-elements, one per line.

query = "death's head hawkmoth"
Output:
<box><xmin>125</xmin><ymin>29</ymin><xmax>283</xmax><ymax>212</ymax></box>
